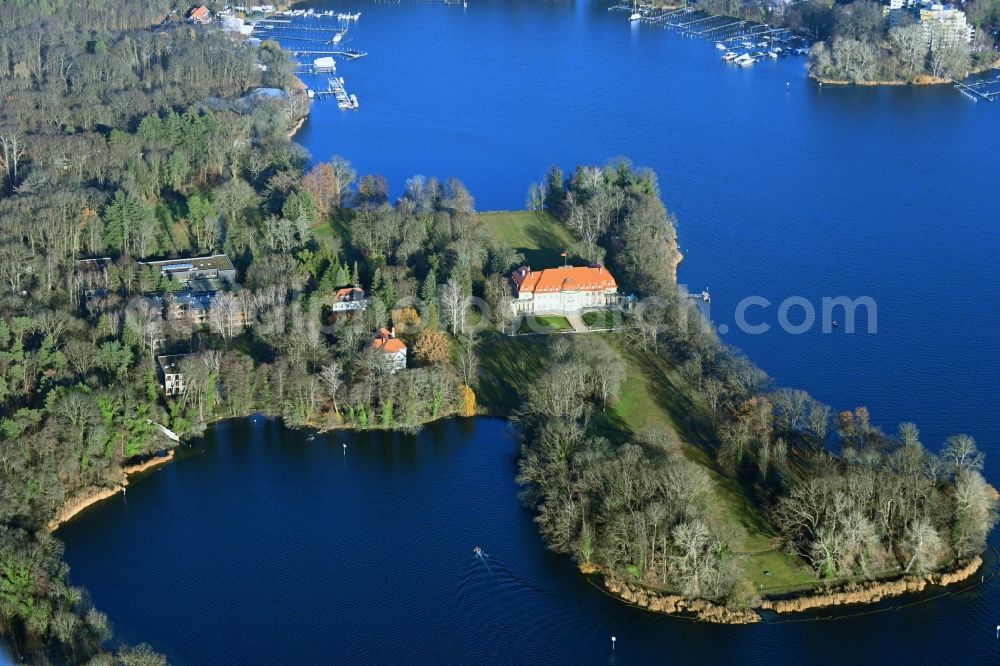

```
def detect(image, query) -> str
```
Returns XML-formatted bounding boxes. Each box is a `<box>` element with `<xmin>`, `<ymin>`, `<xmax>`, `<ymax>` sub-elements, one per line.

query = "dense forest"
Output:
<box><xmin>0</xmin><ymin>1</ymin><xmax>568</xmax><ymax>660</ymax></box>
<box><xmin>513</xmin><ymin>162</ymin><xmax>997</xmax><ymax>606</ymax></box>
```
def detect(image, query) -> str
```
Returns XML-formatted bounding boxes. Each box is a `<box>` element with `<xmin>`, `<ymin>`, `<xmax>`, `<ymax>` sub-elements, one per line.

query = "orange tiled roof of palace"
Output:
<box><xmin>512</xmin><ymin>265</ymin><xmax>617</xmax><ymax>294</ymax></box>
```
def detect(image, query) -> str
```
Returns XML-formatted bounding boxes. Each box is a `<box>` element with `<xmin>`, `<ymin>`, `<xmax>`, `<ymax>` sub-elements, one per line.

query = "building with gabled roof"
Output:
<box><xmin>372</xmin><ymin>327</ymin><xmax>407</xmax><ymax>373</ymax></box>
<box><xmin>188</xmin><ymin>5</ymin><xmax>212</xmax><ymax>24</ymax></box>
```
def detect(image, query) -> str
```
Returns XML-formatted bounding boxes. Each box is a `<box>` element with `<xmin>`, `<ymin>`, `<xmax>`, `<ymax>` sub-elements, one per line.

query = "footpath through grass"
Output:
<box><xmin>476</xmin><ymin>209</ymin><xmax>814</xmax><ymax>594</ymax></box>
<box><xmin>602</xmin><ymin>338</ymin><xmax>813</xmax><ymax>593</ymax></box>
<box><xmin>479</xmin><ymin>328</ymin><xmax>812</xmax><ymax>594</ymax></box>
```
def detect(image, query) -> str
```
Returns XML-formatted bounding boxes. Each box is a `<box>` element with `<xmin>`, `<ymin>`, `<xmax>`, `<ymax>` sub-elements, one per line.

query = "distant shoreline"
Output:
<box><xmin>811</xmin><ymin>58</ymin><xmax>1000</xmax><ymax>88</ymax></box>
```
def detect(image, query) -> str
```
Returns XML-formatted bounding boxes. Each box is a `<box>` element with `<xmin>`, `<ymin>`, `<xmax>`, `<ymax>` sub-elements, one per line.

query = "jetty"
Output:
<box><xmin>253</xmin><ymin>10</ymin><xmax>367</xmax><ymax>109</ymax></box>
<box><xmin>312</xmin><ymin>77</ymin><xmax>360</xmax><ymax>110</ymax></box>
<box><xmin>290</xmin><ymin>50</ymin><xmax>367</xmax><ymax>59</ymax></box>
<box><xmin>953</xmin><ymin>76</ymin><xmax>999</xmax><ymax>102</ymax></box>
<box><xmin>611</xmin><ymin>4</ymin><xmax>804</xmax><ymax>65</ymax></box>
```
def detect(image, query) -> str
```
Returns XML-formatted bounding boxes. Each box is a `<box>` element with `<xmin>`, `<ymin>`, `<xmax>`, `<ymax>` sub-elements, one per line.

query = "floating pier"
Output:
<box><xmin>953</xmin><ymin>76</ymin><xmax>999</xmax><ymax>102</ymax></box>
<box><xmin>312</xmin><ymin>77</ymin><xmax>359</xmax><ymax>109</ymax></box>
<box><xmin>257</xmin><ymin>11</ymin><xmax>367</xmax><ymax>110</ymax></box>
<box><xmin>615</xmin><ymin>4</ymin><xmax>804</xmax><ymax>68</ymax></box>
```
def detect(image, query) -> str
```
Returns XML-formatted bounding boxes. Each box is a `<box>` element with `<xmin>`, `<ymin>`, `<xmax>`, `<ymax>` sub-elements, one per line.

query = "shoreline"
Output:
<box><xmin>759</xmin><ymin>555</ymin><xmax>983</xmax><ymax>615</ymax></box>
<box><xmin>48</xmin><ymin>450</ymin><xmax>176</xmax><ymax>532</ymax></box>
<box><xmin>288</xmin><ymin>73</ymin><xmax>310</xmax><ymax>138</ymax></box>
<box><xmin>811</xmin><ymin>59</ymin><xmax>1000</xmax><ymax>88</ymax></box>
<box><xmin>812</xmin><ymin>74</ymin><xmax>950</xmax><ymax>87</ymax></box>
<box><xmin>596</xmin><ymin>554</ymin><xmax>984</xmax><ymax>624</ymax></box>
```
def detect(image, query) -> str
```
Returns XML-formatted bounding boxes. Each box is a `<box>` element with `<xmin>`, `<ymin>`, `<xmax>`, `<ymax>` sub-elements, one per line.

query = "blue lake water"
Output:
<box><xmin>59</xmin><ymin>418</ymin><xmax>1000</xmax><ymax>664</ymax></box>
<box><xmin>58</xmin><ymin>1</ymin><xmax>1000</xmax><ymax>663</ymax></box>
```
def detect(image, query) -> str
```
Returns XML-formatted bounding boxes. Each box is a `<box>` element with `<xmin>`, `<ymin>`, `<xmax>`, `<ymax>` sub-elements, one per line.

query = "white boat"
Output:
<box><xmin>332</xmin><ymin>32</ymin><xmax>343</xmax><ymax>44</ymax></box>
<box><xmin>721</xmin><ymin>51</ymin><xmax>738</xmax><ymax>61</ymax></box>
<box><xmin>768</xmin><ymin>50</ymin><xmax>779</xmax><ymax>59</ymax></box>
<box><xmin>630</xmin><ymin>12</ymin><xmax>641</xmax><ymax>21</ymax></box>
<box><xmin>715</xmin><ymin>42</ymin><xmax>726</xmax><ymax>50</ymax></box>
<box><xmin>734</xmin><ymin>53</ymin><xmax>755</xmax><ymax>66</ymax></box>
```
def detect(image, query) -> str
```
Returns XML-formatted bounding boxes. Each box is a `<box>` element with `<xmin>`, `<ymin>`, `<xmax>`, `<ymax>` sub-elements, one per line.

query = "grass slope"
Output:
<box><xmin>476</xmin><ymin>209</ymin><xmax>814</xmax><ymax>593</ymax></box>
<box><xmin>478</xmin><ymin>210</ymin><xmax>578</xmax><ymax>267</ymax></box>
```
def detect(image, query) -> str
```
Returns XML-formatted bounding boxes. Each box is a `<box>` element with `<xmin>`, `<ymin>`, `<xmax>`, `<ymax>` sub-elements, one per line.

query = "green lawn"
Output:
<box><xmin>518</xmin><ymin>314</ymin><xmax>573</xmax><ymax>334</ymax></box>
<box><xmin>478</xmin><ymin>210</ymin><xmax>578</xmax><ymax>267</ymax></box>
<box><xmin>476</xmin><ymin>331</ymin><xmax>551</xmax><ymax>415</ymax></box>
<box><xmin>582</xmin><ymin>310</ymin><xmax>624</xmax><ymax>330</ymax></box>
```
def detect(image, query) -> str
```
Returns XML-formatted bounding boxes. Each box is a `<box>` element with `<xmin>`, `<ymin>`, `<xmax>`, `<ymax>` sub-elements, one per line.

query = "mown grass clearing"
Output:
<box><xmin>478</xmin><ymin>210</ymin><xmax>577</xmax><ymax>267</ymax></box>
<box><xmin>518</xmin><ymin>315</ymin><xmax>573</xmax><ymax>334</ymax></box>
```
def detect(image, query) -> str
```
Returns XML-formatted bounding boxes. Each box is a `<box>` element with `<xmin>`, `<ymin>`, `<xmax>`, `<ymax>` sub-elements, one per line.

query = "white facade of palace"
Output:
<box><xmin>509</xmin><ymin>265</ymin><xmax>620</xmax><ymax>315</ymax></box>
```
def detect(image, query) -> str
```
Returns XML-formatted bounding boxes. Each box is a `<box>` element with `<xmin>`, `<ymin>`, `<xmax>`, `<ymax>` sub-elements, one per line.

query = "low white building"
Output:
<box><xmin>510</xmin><ymin>265</ymin><xmax>620</xmax><ymax>315</ymax></box>
<box><xmin>313</xmin><ymin>57</ymin><xmax>337</xmax><ymax>73</ymax></box>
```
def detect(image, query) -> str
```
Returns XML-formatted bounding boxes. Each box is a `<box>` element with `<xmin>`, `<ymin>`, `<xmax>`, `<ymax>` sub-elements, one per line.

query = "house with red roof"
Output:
<box><xmin>330</xmin><ymin>286</ymin><xmax>369</xmax><ymax>312</ymax></box>
<box><xmin>188</xmin><ymin>5</ymin><xmax>211</xmax><ymax>24</ymax></box>
<box><xmin>510</xmin><ymin>264</ymin><xmax>620</xmax><ymax>314</ymax></box>
<box><xmin>372</xmin><ymin>327</ymin><xmax>407</xmax><ymax>373</ymax></box>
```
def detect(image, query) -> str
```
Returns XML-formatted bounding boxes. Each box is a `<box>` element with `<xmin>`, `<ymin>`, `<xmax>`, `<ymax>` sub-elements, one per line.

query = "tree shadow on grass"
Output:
<box><xmin>476</xmin><ymin>332</ymin><xmax>550</xmax><ymax>415</ymax></box>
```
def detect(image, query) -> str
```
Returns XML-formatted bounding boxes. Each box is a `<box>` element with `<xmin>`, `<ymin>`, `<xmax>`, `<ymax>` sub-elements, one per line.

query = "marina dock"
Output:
<box><xmin>251</xmin><ymin>10</ymin><xmax>367</xmax><ymax>110</ymax></box>
<box><xmin>611</xmin><ymin>5</ymin><xmax>804</xmax><ymax>67</ymax></box>
<box><xmin>953</xmin><ymin>76</ymin><xmax>999</xmax><ymax>102</ymax></box>
<box><xmin>311</xmin><ymin>77</ymin><xmax>360</xmax><ymax>109</ymax></box>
